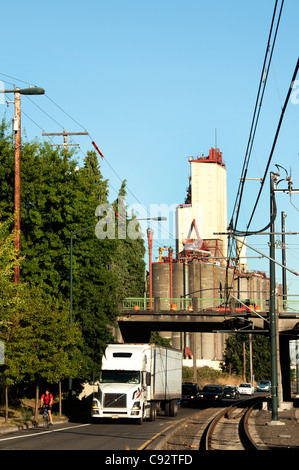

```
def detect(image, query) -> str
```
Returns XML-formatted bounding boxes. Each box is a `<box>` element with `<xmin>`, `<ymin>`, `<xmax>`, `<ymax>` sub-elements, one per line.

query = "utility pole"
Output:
<box><xmin>281</xmin><ymin>212</ymin><xmax>287</xmax><ymax>309</ymax></box>
<box><xmin>0</xmin><ymin>86</ymin><xmax>45</xmax><ymax>285</ymax></box>
<box><xmin>147</xmin><ymin>228</ymin><xmax>154</xmax><ymax>310</ymax></box>
<box><xmin>14</xmin><ymin>90</ymin><xmax>21</xmax><ymax>284</ymax></box>
<box><xmin>42</xmin><ymin>129</ymin><xmax>88</xmax><ymax>162</ymax></box>
<box><xmin>270</xmin><ymin>171</ymin><xmax>279</xmax><ymax>421</ymax></box>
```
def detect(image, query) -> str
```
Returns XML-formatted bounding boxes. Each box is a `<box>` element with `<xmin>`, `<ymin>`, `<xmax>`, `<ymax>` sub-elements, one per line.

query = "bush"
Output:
<box><xmin>183</xmin><ymin>365</ymin><xmax>242</xmax><ymax>388</ymax></box>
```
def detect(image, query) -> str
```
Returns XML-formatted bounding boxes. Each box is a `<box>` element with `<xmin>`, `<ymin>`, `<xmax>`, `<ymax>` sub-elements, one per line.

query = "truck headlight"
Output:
<box><xmin>132</xmin><ymin>401</ymin><xmax>141</xmax><ymax>410</ymax></box>
<box><xmin>131</xmin><ymin>401</ymin><xmax>141</xmax><ymax>416</ymax></box>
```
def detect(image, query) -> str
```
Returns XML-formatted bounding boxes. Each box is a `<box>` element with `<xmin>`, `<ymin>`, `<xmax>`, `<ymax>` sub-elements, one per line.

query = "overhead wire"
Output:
<box><xmin>227</xmin><ymin>0</ymin><xmax>285</xmax><ymax>262</ymax></box>
<box><xmin>242</xmin><ymin>57</ymin><xmax>299</xmax><ymax>233</ymax></box>
<box><xmin>0</xmin><ymin>72</ymin><xmax>175</xmax><ymax>248</ymax></box>
<box><xmin>224</xmin><ymin>0</ymin><xmax>284</xmax><ymax>305</ymax></box>
<box><xmin>225</xmin><ymin>0</ymin><xmax>282</xmax><ymax>293</ymax></box>
<box><xmin>229</xmin><ymin>0</ymin><xmax>283</xmax><ymax>234</ymax></box>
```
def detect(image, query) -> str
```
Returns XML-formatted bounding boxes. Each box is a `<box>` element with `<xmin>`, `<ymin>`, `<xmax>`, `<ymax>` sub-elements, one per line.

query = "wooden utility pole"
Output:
<box><xmin>1</xmin><ymin>85</ymin><xmax>44</xmax><ymax>284</ymax></box>
<box><xmin>42</xmin><ymin>129</ymin><xmax>88</xmax><ymax>161</ymax></box>
<box><xmin>14</xmin><ymin>90</ymin><xmax>21</xmax><ymax>284</ymax></box>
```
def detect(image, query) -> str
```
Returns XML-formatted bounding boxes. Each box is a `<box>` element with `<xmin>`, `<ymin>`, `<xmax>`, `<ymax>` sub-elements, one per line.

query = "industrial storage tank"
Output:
<box><xmin>172</xmin><ymin>262</ymin><xmax>185</xmax><ymax>298</ymax></box>
<box><xmin>152</xmin><ymin>262</ymin><xmax>170</xmax><ymax>309</ymax></box>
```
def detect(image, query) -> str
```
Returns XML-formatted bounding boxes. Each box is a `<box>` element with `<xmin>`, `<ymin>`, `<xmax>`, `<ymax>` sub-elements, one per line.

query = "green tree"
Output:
<box><xmin>111</xmin><ymin>181</ymin><xmax>146</xmax><ymax>300</ymax></box>
<box><xmin>222</xmin><ymin>334</ymin><xmax>271</xmax><ymax>381</ymax></box>
<box><xmin>0</xmin><ymin>120</ymin><xmax>146</xmax><ymax>382</ymax></box>
<box><xmin>0</xmin><ymin>218</ymin><xmax>83</xmax><ymax>386</ymax></box>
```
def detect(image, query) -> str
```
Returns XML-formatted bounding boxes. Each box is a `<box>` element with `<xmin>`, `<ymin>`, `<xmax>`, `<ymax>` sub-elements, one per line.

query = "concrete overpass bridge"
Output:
<box><xmin>117</xmin><ymin>297</ymin><xmax>299</xmax><ymax>402</ymax></box>
<box><xmin>118</xmin><ymin>297</ymin><xmax>299</xmax><ymax>342</ymax></box>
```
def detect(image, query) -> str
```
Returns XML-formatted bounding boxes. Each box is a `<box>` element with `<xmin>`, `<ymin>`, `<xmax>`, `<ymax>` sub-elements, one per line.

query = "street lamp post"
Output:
<box><xmin>0</xmin><ymin>86</ymin><xmax>45</xmax><ymax>283</ymax></box>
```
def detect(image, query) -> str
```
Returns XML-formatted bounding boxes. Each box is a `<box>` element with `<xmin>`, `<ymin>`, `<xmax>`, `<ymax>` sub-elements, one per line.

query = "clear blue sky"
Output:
<box><xmin>1</xmin><ymin>0</ymin><xmax>299</xmax><ymax>295</ymax></box>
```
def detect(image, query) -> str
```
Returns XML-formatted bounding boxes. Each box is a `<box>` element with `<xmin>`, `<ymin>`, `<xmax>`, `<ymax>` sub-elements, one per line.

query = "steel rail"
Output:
<box><xmin>203</xmin><ymin>397</ymin><xmax>265</xmax><ymax>450</ymax></box>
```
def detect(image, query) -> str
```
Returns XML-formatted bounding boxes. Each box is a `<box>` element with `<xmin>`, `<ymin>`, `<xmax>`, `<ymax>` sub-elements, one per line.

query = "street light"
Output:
<box><xmin>0</xmin><ymin>86</ymin><xmax>45</xmax><ymax>283</ymax></box>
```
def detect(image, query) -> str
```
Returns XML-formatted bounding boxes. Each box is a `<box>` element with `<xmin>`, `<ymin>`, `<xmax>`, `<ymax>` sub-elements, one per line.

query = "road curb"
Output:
<box><xmin>0</xmin><ymin>419</ymin><xmax>69</xmax><ymax>435</ymax></box>
<box><xmin>145</xmin><ymin>414</ymin><xmax>199</xmax><ymax>450</ymax></box>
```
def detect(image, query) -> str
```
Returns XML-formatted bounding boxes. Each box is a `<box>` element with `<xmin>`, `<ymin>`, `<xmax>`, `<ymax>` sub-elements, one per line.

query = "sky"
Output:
<box><xmin>1</xmin><ymin>0</ymin><xmax>299</xmax><ymax>297</ymax></box>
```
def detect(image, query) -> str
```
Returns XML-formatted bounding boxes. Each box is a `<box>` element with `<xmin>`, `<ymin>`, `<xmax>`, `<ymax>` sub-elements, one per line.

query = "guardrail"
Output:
<box><xmin>120</xmin><ymin>297</ymin><xmax>299</xmax><ymax>314</ymax></box>
<box><xmin>121</xmin><ymin>297</ymin><xmax>193</xmax><ymax>311</ymax></box>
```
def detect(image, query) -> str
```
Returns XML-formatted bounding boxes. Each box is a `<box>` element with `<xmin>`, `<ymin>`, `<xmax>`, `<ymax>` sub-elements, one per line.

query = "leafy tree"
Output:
<box><xmin>0</xmin><ymin>218</ymin><xmax>83</xmax><ymax>393</ymax></box>
<box><xmin>221</xmin><ymin>334</ymin><xmax>271</xmax><ymax>381</ymax></box>
<box><xmin>0</xmin><ymin>119</ymin><xmax>146</xmax><ymax>383</ymax></box>
<box><xmin>110</xmin><ymin>182</ymin><xmax>146</xmax><ymax>300</ymax></box>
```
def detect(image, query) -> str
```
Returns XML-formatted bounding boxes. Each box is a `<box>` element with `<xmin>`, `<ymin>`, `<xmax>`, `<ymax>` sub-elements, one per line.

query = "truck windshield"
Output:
<box><xmin>100</xmin><ymin>370</ymin><xmax>140</xmax><ymax>384</ymax></box>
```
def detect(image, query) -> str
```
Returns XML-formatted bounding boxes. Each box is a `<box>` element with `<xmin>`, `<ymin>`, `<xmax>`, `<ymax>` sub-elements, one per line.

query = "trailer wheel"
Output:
<box><xmin>149</xmin><ymin>402</ymin><xmax>157</xmax><ymax>421</ymax></box>
<box><xmin>169</xmin><ymin>399</ymin><xmax>178</xmax><ymax>417</ymax></box>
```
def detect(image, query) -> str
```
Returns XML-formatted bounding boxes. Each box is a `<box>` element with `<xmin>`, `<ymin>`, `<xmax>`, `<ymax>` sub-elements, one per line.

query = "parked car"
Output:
<box><xmin>238</xmin><ymin>383</ymin><xmax>255</xmax><ymax>395</ymax></box>
<box><xmin>199</xmin><ymin>384</ymin><xmax>223</xmax><ymax>403</ymax></box>
<box><xmin>222</xmin><ymin>385</ymin><xmax>240</xmax><ymax>400</ymax></box>
<box><xmin>256</xmin><ymin>380</ymin><xmax>271</xmax><ymax>392</ymax></box>
<box><xmin>181</xmin><ymin>383</ymin><xmax>201</xmax><ymax>407</ymax></box>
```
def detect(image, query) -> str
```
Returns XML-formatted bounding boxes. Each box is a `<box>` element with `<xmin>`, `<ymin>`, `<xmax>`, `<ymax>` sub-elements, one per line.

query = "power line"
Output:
<box><xmin>244</xmin><ymin>58</ymin><xmax>299</xmax><ymax>232</ymax></box>
<box><xmin>0</xmin><ymin>72</ymin><xmax>175</xmax><ymax>245</ymax></box>
<box><xmin>0</xmin><ymin>72</ymin><xmax>34</xmax><ymax>86</ymax></box>
<box><xmin>229</xmin><ymin>0</ymin><xmax>284</xmax><ymax>234</ymax></box>
<box><xmin>223</xmin><ymin>0</ymin><xmax>285</xmax><ymax>304</ymax></box>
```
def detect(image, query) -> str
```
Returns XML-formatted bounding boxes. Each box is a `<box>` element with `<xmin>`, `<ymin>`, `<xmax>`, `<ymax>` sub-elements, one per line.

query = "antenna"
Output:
<box><xmin>215</xmin><ymin>128</ymin><xmax>217</xmax><ymax>148</ymax></box>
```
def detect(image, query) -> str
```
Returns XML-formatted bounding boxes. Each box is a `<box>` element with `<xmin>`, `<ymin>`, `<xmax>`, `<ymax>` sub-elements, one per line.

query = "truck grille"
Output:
<box><xmin>104</xmin><ymin>393</ymin><xmax>126</xmax><ymax>408</ymax></box>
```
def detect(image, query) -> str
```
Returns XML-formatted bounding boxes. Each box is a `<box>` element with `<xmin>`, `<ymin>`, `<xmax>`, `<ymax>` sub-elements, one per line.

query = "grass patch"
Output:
<box><xmin>0</xmin><ymin>398</ymin><xmax>67</xmax><ymax>428</ymax></box>
<box><xmin>183</xmin><ymin>365</ymin><xmax>243</xmax><ymax>388</ymax></box>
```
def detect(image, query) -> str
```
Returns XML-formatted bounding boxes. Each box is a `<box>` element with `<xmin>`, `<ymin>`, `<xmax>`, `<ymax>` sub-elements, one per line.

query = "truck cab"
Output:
<box><xmin>92</xmin><ymin>343</ymin><xmax>182</xmax><ymax>424</ymax></box>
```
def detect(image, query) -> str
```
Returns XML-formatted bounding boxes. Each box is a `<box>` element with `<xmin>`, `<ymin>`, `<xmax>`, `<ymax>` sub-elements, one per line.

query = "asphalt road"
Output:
<box><xmin>0</xmin><ymin>392</ymin><xmax>268</xmax><ymax>451</ymax></box>
<box><xmin>0</xmin><ymin>407</ymin><xmax>198</xmax><ymax>451</ymax></box>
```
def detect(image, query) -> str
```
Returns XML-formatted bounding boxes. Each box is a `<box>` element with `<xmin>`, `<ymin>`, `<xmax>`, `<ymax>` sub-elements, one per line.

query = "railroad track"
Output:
<box><xmin>202</xmin><ymin>397</ymin><xmax>263</xmax><ymax>450</ymax></box>
<box><xmin>161</xmin><ymin>397</ymin><xmax>266</xmax><ymax>451</ymax></box>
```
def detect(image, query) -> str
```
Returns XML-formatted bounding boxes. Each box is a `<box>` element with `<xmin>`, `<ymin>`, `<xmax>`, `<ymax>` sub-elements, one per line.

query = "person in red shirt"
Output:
<box><xmin>40</xmin><ymin>389</ymin><xmax>54</xmax><ymax>425</ymax></box>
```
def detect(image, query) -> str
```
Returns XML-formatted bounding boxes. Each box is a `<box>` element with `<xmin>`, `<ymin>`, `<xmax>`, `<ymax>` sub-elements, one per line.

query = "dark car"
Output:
<box><xmin>181</xmin><ymin>383</ymin><xmax>201</xmax><ymax>407</ymax></box>
<box><xmin>222</xmin><ymin>385</ymin><xmax>240</xmax><ymax>400</ymax></box>
<box><xmin>199</xmin><ymin>384</ymin><xmax>223</xmax><ymax>404</ymax></box>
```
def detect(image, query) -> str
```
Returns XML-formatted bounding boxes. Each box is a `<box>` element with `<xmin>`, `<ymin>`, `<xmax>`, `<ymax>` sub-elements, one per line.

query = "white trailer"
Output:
<box><xmin>92</xmin><ymin>343</ymin><xmax>182</xmax><ymax>424</ymax></box>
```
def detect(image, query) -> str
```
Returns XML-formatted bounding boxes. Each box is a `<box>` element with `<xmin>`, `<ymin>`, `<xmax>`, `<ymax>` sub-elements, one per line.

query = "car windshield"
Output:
<box><xmin>224</xmin><ymin>386</ymin><xmax>235</xmax><ymax>391</ymax></box>
<box><xmin>240</xmin><ymin>383</ymin><xmax>251</xmax><ymax>387</ymax></box>
<box><xmin>259</xmin><ymin>381</ymin><xmax>270</xmax><ymax>384</ymax></box>
<box><xmin>183</xmin><ymin>386</ymin><xmax>197</xmax><ymax>394</ymax></box>
<box><xmin>203</xmin><ymin>386</ymin><xmax>221</xmax><ymax>392</ymax></box>
<box><xmin>100</xmin><ymin>370</ymin><xmax>140</xmax><ymax>384</ymax></box>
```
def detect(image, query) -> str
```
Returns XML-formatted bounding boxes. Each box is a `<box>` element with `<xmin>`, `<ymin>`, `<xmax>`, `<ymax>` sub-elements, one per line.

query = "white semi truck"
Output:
<box><xmin>92</xmin><ymin>343</ymin><xmax>182</xmax><ymax>424</ymax></box>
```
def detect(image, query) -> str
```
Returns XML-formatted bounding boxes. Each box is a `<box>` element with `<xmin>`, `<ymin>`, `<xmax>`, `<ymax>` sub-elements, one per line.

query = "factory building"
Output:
<box><xmin>150</xmin><ymin>147</ymin><xmax>272</xmax><ymax>368</ymax></box>
<box><xmin>176</xmin><ymin>147</ymin><xmax>227</xmax><ymax>258</ymax></box>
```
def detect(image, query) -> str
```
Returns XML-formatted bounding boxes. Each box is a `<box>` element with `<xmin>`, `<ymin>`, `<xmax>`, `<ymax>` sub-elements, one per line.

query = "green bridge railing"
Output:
<box><xmin>121</xmin><ymin>297</ymin><xmax>299</xmax><ymax>313</ymax></box>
